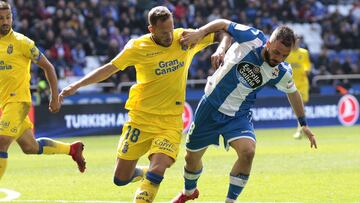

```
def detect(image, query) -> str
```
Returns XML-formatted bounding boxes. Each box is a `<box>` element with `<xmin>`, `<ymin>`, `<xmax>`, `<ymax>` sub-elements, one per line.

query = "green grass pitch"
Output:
<box><xmin>1</xmin><ymin>126</ymin><xmax>360</xmax><ymax>202</ymax></box>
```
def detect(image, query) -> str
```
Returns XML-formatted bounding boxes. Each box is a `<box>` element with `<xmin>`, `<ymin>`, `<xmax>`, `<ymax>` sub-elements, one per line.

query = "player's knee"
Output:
<box><xmin>113</xmin><ymin>176</ymin><xmax>131</xmax><ymax>186</ymax></box>
<box><xmin>241</xmin><ymin>149</ymin><xmax>255</xmax><ymax>162</ymax></box>
<box><xmin>239</xmin><ymin>147</ymin><xmax>255</xmax><ymax>163</ymax></box>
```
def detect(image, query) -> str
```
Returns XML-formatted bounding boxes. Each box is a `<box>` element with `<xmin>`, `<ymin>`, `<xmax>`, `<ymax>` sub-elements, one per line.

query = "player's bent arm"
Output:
<box><xmin>181</xmin><ymin>19</ymin><xmax>232</xmax><ymax>46</ymax></box>
<box><xmin>59</xmin><ymin>63</ymin><xmax>119</xmax><ymax>99</ymax></box>
<box><xmin>214</xmin><ymin>30</ymin><xmax>232</xmax><ymax>52</ymax></box>
<box><xmin>73</xmin><ymin>63</ymin><xmax>119</xmax><ymax>89</ymax></box>
<box><xmin>211</xmin><ymin>31</ymin><xmax>232</xmax><ymax>69</ymax></box>
<box><xmin>36</xmin><ymin>54</ymin><xmax>59</xmax><ymax>98</ymax></box>
<box><xmin>198</xmin><ymin>19</ymin><xmax>232</xmax><ymax>38</ymax></box>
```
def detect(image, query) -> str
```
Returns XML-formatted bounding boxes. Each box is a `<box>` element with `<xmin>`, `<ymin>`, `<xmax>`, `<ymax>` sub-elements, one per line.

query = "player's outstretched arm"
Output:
<box><xmin>287</xmin><ymin>91</ymin><xmax>318</xmax><ymax>149</ymax></box>
<box><xmin>180</xmin><ymin>19</ymin><xmax>232</xmax><ymax>48</ymax></box>
<box><xmin>59</xmin><ymin>63</ymin><xmax>119</xmax><ymax>102</ymax></box>
<box><xmin>36</xmin><ymin>54</ymin><xmax>60</xmax><ymax>113</ymax></box>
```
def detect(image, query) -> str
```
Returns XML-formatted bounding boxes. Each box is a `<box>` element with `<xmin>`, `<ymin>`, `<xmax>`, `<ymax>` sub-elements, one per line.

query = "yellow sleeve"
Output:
<box><xmin>111</xmin><ymin>39</ymin><xmax>138</xmax><ymax>71</ymax></box>
<box><xmin>21</xmin><ymin>36</ymin><xmax>41</xmax><ymax>63</ymax></box>
<box><xmin>193</xmin><ymin>32</ymin><xmax>215</xmax><ymax>53</ymax></box>
<box><xmin>303</xmin><ymin>50</ymin><xmax>311</xmax><ymax>72</ymax></box>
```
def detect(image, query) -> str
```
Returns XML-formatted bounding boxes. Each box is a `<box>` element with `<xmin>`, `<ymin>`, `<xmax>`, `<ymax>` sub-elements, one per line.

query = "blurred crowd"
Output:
<box><xmin>7</xmin><ymin>0</ymin><xmax>360</xmax><ymax>95</ymax></box>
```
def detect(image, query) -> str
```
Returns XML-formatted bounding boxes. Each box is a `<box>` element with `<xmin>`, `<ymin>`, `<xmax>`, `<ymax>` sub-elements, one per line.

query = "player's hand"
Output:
<box><xmin>49</xmin><ymin>96</ymin><xmax>61</xmax><ymax>113</ymax></box>
<box><xmin>180</xmin><ymin>29</ymin><xmax>205</xmax><ymax>48</ymax></box>
<box><xmin>211</xmin><ymin>48</ymin><xmax>225</xmax><ymax>69</ymax></box>
<box><xmin>59</xmin><ymin>84</ymin><xmax>79</xmax><ymax>103</ymax></box>
<box><xmin>302</xmin><ymin>126</ymin><xmax>317</xmax><ymax>149</ymax></box>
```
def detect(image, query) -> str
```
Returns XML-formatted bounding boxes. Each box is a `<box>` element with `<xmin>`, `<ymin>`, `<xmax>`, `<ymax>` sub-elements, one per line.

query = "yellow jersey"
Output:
<box><xmin>0</xmin><ymin>29</ymin><xmax>41</xmax><ymax>107</ymax></box>
<box><xmin>285</xmin><ymin>47</ymin><xmax>311</xmax><ymax>87</ymax></box>
<box><xmin>111</xmin><ymin>28</ymin><xmax>214</xmax><ymax>116</ymax></box>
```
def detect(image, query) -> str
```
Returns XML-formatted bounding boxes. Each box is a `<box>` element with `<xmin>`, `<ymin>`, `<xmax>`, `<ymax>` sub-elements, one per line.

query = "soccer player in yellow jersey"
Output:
<box><xmin>285</xmin><ymin>37</ymin><xmax>312</xmax><ymax>139</ymax></box>
<box><xmin>0</xmin><ymin>1</ymin><xmax>86</xmax><ymax>181</ymax></box>
<box><xmin>59</xmin><ymin>6</ymin><xmax>231</xmax><ymax>203</ymax></box>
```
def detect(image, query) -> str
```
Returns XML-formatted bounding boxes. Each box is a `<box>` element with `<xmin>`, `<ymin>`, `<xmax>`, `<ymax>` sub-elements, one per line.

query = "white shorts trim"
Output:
<box><xmin>225</xmin><ymin>136</ymin><xmax>256</xmax><ymax>150</ymax></box>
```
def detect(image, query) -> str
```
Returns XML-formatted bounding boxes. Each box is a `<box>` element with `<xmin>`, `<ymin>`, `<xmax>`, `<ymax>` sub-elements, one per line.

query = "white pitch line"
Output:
<box><xmin>0</xmin><ymin>188</ymin><xmax>21</xmax><ymax>202</ymax></box>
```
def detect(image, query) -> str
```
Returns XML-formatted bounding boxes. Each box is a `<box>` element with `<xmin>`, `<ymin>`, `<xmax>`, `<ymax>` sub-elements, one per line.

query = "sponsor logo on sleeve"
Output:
<box><xmin>287</xmin><ymin>79</ymin><xmax>295</xmax><ymax>89</ymax></box>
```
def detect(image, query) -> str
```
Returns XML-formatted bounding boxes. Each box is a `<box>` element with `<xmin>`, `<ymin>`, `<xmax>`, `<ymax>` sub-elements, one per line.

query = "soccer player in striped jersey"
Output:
<box><xmin>0</xmin><ymin>1</ymin><xmax>86</xmax><ymax>181</ymax></box>
<box><xmin>172</xmin><ymin>19</ymin><xmax>318</xmax><ymax>203</ymax></box>
<box><xmin>59</xmin><ymin>6</ymin><xmax>231</xmax><ymax>203</ymax></box>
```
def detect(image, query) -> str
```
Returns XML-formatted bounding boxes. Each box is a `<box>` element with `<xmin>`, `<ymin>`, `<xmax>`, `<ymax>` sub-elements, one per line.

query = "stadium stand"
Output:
<box><xmin>8</xmin><ymin>0</ymin><xmax>359</xmax><ymax>102</ymax></box>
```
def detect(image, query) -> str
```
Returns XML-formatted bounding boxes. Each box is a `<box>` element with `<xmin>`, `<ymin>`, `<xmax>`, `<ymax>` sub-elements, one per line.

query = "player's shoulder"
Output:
<box><xmin>126</xmin><ymin>34</ymin><xmax>153</xmax><ymax>50</ymax></box>
<box><xmin>12</xmin><ymin>31</ymin><xmax>33</xmax><ymax>44</ymax></box>
<box><xmin>173</xmin><ymin>28</ymin><xmax>185</xmax><ymax>39</ymax></box>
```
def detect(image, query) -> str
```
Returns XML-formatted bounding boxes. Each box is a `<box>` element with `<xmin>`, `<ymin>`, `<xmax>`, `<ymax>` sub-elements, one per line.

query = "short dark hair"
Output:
<box><xmin>148</xmin><ymin>6</ymin><xmax>172</xmax><ymax>26</ymax></box>
<box><xmin>269</xmin><ymin>26</ymin><xmax>296</xmax><ymax>48</ymax></box>
<box><xmin>0</xmin><ymin>1</ymin><xmax>11</xmax><ymax>10</ymax></box>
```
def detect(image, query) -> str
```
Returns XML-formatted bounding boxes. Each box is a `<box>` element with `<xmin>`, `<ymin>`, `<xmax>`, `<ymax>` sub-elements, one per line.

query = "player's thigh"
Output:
<box><xmin>149</xmin><ymin>129</ymin><xmax>182</xmax><ymax>161</ymax></box>
<box><xmin>0</xmin><ymin>102</ymin><xmax>32</xmax><ymax>140</ymax></box>
<box><xmin>117</xmin><ymin>122</ymin><xmax>152</xmax><ymax>161</ymax></box>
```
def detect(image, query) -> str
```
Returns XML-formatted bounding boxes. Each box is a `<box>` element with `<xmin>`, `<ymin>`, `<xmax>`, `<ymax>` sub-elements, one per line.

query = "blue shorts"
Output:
<box><xmin>186</xmin><ymin>97</ymin><xmax>256</xmax><ymax>151</ymax></box>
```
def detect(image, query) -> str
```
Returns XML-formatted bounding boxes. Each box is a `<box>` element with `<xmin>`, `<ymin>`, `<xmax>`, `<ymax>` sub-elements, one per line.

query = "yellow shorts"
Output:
<box><xmin>0</xmin><ymin>102</ymin><xmax>33</xmax><ymax>139</ymax></box>
<box><xmin>297</xmin><ymin>84</ymin><xmax>310</xmax><ymax>103</ymax></box>
<box><xmin>117</xmin><ymin>110</ymin><xmax>182</xmax><ymax>161</ymax></box>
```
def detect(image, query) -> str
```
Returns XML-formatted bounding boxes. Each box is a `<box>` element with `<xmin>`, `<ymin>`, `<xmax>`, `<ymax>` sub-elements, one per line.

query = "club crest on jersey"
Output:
<box><xmin>121</xmin><ymin>141</ymin><xmax>129</xmax><ymax>153</ymax></box>
<box><xmin>7</xmin><ymin>44</ymin><xmax>13</xmax><ymax>54</ymax></box>
<box><xmin>271</xmin><ymin>67</ymin><xmax>279</xmax><ymax>77</ymax></box>
<box><xmin>237</xmin><ymin>62</ymin><xmax>262</xmax><ymax>88</ymax></box>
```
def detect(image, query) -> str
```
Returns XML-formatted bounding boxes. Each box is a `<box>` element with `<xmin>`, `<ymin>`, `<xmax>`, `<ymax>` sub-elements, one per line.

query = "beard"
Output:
<box><xmin>264</xmin><ymin>48</ymin><xmax>280</xmax><ymax>67</ymax></box>
<box><xmin>0</xmin><ymin>25</ymin><xmax>10</xmax><ymax>35</ymax></box>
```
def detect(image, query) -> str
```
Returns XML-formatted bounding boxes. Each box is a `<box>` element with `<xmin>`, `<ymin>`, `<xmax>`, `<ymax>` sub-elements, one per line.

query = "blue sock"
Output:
<box><xmin>184</xmin><ymin>167</ymin><xmax>202</xmax><ymax>195</ymax></box>
<box><xmin>226</xmin><ymin>173</ymin><xmax>249</xmax><ymax>202</ymax></box>
<box><xmin>146</xmin><ymin>171</ymin><xmax>163</xmax><ymax>184</ymax></box>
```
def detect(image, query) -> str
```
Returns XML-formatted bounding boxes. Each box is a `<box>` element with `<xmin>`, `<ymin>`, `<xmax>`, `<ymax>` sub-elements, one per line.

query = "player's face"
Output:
<box><xmin>264</xmin><ymin>40</ymin><xmax>291</xmax><ymax>67</ymax></box>
<box><xmin>150</xmin><ymin>17</ymin><xmax>174</xmax><ymax>47</ymax></box>
<box><xmin>0</xmin><ymin>9</ymin><xmax>12</xmax><ymax>36</ymax></box>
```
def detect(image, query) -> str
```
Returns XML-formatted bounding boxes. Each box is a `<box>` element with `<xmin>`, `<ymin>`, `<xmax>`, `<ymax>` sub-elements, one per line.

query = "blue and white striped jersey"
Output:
<box><xmin>204</xmin><ymin>23</ymin><xmax>297</xmax><ymax>117</ymax></box>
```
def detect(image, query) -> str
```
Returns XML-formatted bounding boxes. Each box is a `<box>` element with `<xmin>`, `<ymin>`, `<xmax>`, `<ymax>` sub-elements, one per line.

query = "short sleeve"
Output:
<box><xmin>193</xmin><ymin>32</ymin><xmax>215</xmax><ymax>53</ymax></box>
<box><xmin>21</xmin><ymin>37</ymin><xmax>41</xmax><ymax>63</ymax></box>
<box><xmin>275</xmin><ymin>70</ymin><xmax>297</xmax><ymax>93</ymax></box>
<box><xmin>111</xmin><ymin>39</ymin><xmax>138</xmax><ymax>71</ymax></box>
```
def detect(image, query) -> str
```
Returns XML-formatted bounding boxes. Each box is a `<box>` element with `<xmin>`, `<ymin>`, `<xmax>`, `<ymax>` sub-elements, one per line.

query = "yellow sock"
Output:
<box><xmin>0</xmin><ymin>152</ymin><xmax>8</xmax><ymax>180</ymax></box>
<box><xmin>133</xmin><ymin>179</ymin><xmax>160</xmax><ymax>203</ymax></box>
<box><xmin>36</xmin><ymin>138</ymin><xmax>70</xmax><ymax>154</ymax></box>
